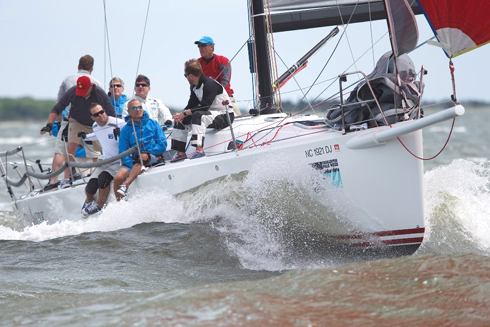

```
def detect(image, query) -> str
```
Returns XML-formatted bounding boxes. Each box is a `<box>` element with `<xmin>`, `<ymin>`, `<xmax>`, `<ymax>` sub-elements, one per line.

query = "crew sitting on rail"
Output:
<box><xmin>170</xmin><ymin>59</ymin><xmax>235</xmax><ymax>162</ymax></box>
<box><xmin>113</xmin><ymin>99</ymin><xmax>167</xmax><ymax>200</ymax></box>
<box><xmin>79</xmin><ymin>103</ymin><xmax>127</xmax><ymax>217</ymax></box>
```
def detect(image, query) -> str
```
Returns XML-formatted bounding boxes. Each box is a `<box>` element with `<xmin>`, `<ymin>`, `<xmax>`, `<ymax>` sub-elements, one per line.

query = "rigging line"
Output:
<box><xmin>102</xmin><ymin>0</ymin><xmax>118</xmax><ymax>118</ymax></box>
<box><xmin>133</xmin><ymin>0</ymin><xmax>152</xmax><ymax>98</ymax></box>
<box><xmin>312</xmin><ymin>30</ymin><xmax>388</xmax><ymax>105</ymax></box>
<box><xmin>290</xmin><ymin>29</ymin><xmax>345</xmax><ymax>112</ymax></box>
<box><xmin>368</xmin><ymin>0</ymin><xmax>375</xmax><ymax>67</ymax></box>
<box><xmin>249</xmin><ymin>0</ymin><xmax>260</xmax><ymax>107</ymax></box>
<box><xmin>399</xmin><ymin>118</ymin><xmax>456</xmax><ymax>161</ymax></box>
<box><xmin>214</xmin><ymin>38</ymin><xmax>250</xmax><ymax>84</ymax></box>
<box><xmin>247</xmin><ymin>0</ymin><xmax>257</xmax><ymax>109</ymax></box>
<box><xmin>102</xmin><ymin>0</ymin><xmax>115</xmax><ymax>80</ymax></box>
<box><xmin>264</xmin><ymin>0</ymin><xmax>282</xmax><ymax>111</ymax></box>
<box><xmin>266</xmin><ymin>0</ymin><xmax>282</xmax><ymax>112</ymax></box>
<box><xmin>335</xmin><ymin>0</ymin><xmax>361</xmax><ymax>75</ymax></box>
<box><xmin>273</xmin><ymin>50</ymin><xmax>315</xmax><ymax>114</ymax></box>
<box><xmin>290</xmin><ymin>0</ymin><xmax>362</xmax><ymax>111</ymax></box>
<box><xmin>279</xmin><ymin>76</ymin><xmax>338</xmax><ymax>95</ymax></box>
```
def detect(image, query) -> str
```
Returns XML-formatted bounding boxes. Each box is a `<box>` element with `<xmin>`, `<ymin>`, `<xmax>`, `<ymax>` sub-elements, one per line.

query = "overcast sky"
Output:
<box><xmin>1</xmin><ymin>0</ymin><xmax>489</xmax><ymax>110</ymax></box>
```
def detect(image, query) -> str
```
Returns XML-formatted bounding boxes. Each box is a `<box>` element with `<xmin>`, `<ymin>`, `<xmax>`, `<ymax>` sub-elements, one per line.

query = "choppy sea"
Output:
<box><xmin>1</xmin><ymin>107</ymin><xmax>490</xmax><ymax>326</ymax></box>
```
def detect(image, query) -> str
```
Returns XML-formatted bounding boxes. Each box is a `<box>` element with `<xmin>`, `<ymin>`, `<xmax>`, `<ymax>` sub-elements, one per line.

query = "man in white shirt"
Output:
<box><xmin>122</xmin><ymin>74</ymin><xmax>172</xmax><ymax>126</ymax></box>
<box><xmin>78</xmin><ymin>103</ymin><xmax>126</xmax><ymax>217</ymax></box>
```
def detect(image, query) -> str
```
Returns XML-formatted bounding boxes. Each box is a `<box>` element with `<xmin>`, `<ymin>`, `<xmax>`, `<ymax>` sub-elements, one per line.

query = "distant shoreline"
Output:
<box><xmin>1</xmin><ymin>96</ymin><xmax>489</xmax><ymax>121</ymax></box>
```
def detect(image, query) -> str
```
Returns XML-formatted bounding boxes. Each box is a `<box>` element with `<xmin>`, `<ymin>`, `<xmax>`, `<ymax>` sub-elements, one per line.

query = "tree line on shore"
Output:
<box><xmin>1</xmin><ymin>97</ymin><xmax>489</xmax><ymax>121</ymax></box>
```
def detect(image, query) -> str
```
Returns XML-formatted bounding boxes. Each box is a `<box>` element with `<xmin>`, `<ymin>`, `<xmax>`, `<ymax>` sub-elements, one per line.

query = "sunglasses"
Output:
<box><xmin>110</xmin><ymin>84</ymin><xmax>123</xmax><ymax>88</ymax></box>
<box><xmin>131</xmin><ymin>106</ymin><xmax>143</xmax><ymax>111</ymax></box>
<box><xmin>197</xmin><ymin>44</ymin><xmax>210</xmax><ymax>48</ymax></box>
<box><xmin>135</xmin><ymin>83</ymin><xmax>148</xmax><ymax>87</ymax></box>
<box><xmin>92</xmin><ymin>110</ymin><xmax>105</xmax><ymax>117</ymax></box>
<box><xmin>184</xmin><ymin>74</ymin><xmax>189</xmax><ymax>78</ymax></box>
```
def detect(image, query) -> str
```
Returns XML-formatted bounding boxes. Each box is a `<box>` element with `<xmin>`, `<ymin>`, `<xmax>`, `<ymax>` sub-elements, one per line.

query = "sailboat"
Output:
<box><xmin>1</xmin><ymin>0</ymin><xmax>485</xmax><ymax>258</ymax></box>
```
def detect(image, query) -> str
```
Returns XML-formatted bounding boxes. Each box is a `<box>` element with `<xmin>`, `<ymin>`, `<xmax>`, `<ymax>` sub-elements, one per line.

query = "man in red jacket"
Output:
<box><xmin>195</xmin><ymin>36</ymin><xmax>240</xmax><ymax>116</ymax></box>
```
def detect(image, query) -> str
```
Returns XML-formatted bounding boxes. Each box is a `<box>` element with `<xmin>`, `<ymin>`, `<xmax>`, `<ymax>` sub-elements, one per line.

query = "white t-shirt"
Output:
<box><xmin>85</xmin><ymin>117</ymin><xmax>126</xmax><ymax>160</ymax></box>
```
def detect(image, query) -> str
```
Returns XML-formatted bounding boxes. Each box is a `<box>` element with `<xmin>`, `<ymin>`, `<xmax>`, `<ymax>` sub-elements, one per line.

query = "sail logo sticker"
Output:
<box><xmin>311</xmin><ymin>159</ymin><xmax>343</xmax><ymax>188</ymax></box>
<box><xmin>305</xmin><ymin>145</ymin><xmax>333</xmax><ymax>158</ymax></box>
<box><xmin>334</xmin><ymin>144</ymin><xmax>340</xmax><ymax>152</ymax></box>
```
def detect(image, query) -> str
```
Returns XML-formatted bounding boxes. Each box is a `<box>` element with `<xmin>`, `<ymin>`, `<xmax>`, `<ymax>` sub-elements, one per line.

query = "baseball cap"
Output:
<box><xmin>194</xmin><ymin>36</ymin><xmax>215</xmax><ymax>45</ymax></box>
<box><xmin>76</xmin><ymin>76</ymin><xmax>92</xmax><ymax>97</ymax></box>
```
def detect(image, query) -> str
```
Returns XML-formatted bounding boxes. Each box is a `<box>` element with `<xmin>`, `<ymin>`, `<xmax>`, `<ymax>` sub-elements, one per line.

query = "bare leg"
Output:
<box><xmin>50</xmin><ymin>153</ymin><xmax>64</xmax><ymax>183</ymax></box>
<box><xmin>97</xmin><ymin>185</ymin><xmax>111</xmax><ymax>208</ymax></box>
<box><xmin>85</xmin><ymin>189</ymin><xmax>95</xmax><ymax>203</ymax></box>
<box><xmin>113</xmin><ymin>168</ymin><xmax>130</xmax><ymax>201</ymax></box>
<box><xmin>124</xmin><ymin>163</ymin><xmax>143</xmax><ymax>189</ymax></box>
<box><xmin>67</xmin><ymin>142</ymin><xmax>78</xmax><ymax>163</ymax></box>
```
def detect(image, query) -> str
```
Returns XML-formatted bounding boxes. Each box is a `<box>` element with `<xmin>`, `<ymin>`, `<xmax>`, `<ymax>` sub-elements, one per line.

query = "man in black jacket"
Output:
<box><xmin>171</xmin><ymin>59</ymin><xmax>234</xmax><ymax>161</ymax></box>
<box><xmin>41</xmin><ymin>76</ymin><xmax>116</xmax><ymax>170</ymax></box>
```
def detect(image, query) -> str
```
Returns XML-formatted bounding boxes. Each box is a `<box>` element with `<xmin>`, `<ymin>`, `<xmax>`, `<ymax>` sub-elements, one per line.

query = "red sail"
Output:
<box><xmin>417</xmin><ymin>0</ymin><xmax>490</xmax><ymax>57</ymax></box>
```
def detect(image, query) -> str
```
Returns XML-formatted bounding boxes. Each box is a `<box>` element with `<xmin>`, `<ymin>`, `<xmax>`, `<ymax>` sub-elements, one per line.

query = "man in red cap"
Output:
<box><xmin>42</xmin><ymin>54</ymin><xmax>103</xmax><ymax>190</ymax></box>
<box><xmin>195</xmin><ymin>36</ymin><xmax>240</xmax><ymax>116</ymax></box>
<box><xmin>41</xmin><ymin>75</ymin><xmax>116</xmax><ymax>186</ymax></box>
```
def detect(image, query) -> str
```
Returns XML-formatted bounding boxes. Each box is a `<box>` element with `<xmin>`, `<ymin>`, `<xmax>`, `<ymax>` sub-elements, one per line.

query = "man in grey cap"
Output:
<box><xmin>195</xmin><ymin>36</ymin><xmax>240</xmax><ymax>115</ymax></box>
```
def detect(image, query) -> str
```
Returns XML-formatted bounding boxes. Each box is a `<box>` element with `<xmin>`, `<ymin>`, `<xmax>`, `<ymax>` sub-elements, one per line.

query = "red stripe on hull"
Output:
<box><xmin>349</xmin><ymin>237</ymin><xmax>424</xmax><ymax>248</ymax></box>
<box><xmin>334</xmin><ymin>227</ymin><xmax>425</xmax><ymax>240</ymax></box>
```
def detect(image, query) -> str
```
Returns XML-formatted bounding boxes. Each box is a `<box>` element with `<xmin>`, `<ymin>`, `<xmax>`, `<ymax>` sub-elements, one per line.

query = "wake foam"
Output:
<box><xmin>0</xmin><ymin>190</ymin><xmax>188</xmax><ymax>242</ymax></box>
<box><xmin>419</xmin><ymin>159</ymin><xmax>490</xmax><ymax>255</ymax></box>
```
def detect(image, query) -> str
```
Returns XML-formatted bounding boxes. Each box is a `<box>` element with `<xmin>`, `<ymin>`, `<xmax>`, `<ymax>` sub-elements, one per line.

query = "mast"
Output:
<box><xmin>251</xmin><ymin>0</ymin><xmax>278</xmax><ymax>114</ymax></box>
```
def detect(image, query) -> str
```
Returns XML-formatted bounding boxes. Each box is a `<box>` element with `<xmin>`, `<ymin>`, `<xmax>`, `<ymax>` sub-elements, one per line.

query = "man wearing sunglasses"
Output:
<box><xmin>114</xmin><ymin>99</ymin><xmax>167</xmax><ymax>199</ymax></box>
<box><xmin>108</xmin><ymin>77</ymin><xmax>126</xmax><ymax>119</ymax></box>
<box><xmin>171</xmin><ymin>59</ymin><xmax>234</xmax><ymax>161</ymax></box>
<box><xmin>41</xmin><ymin>75</ymin><xmax>116</xmax><ymax>188</ymax></box>
<box><xmin>195</xmin><ymin>36</ymin><xmax>240</xmax><ymax>116</ymax></box>
<box><xmin>78</xmin><ymin>103</ymin><xmax>127</xmax><ymax>217</ymax></box>
<box><xmin>122</xmin><ymin>74</ymin><xmax>173</xmax><ymax>127</ymax></box>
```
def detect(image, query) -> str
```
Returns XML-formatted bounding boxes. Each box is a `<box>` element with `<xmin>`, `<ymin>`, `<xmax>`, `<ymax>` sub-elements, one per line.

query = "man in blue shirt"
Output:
<box><xmin>113</xmin><ymin>99</ymin><xmax>167</xmax><ymax>200</ymax></box>
<box><xmin>108</xmin><ymin>77</ymin><xmax>127</xmax><ymax>119</ymax></box>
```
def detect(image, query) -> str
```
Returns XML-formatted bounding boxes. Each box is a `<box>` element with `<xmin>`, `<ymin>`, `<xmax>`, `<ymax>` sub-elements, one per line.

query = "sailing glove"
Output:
<box><xmin>40</xmin><ymin>122</ymin><xmax>52</xmax><ymax>134</ymax></box>
<box><xmin>77</xmin><ymin>131</ymin><xmax>87</xmax><ymax>139</ymax></box>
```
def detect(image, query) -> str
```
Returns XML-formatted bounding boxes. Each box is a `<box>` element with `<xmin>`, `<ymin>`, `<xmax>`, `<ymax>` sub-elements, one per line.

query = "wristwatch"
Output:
<box><xmin>182</xmin><ymin>110</ymin><xmax>187</xmax><ymax>117</ymax></box>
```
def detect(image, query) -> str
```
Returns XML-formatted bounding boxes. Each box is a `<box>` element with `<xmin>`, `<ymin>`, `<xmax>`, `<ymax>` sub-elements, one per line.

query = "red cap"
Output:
<box><xmin>76</xmin><ymin>76</ymin><xmax>92</xmax><ymax>97</ymax></box>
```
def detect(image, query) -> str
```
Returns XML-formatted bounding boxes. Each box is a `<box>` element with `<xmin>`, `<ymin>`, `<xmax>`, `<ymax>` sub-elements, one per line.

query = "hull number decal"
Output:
<box><xmin>305</xmin><ymin>145</ymin><xmax>333</xmax><ymax>158</ymax></box>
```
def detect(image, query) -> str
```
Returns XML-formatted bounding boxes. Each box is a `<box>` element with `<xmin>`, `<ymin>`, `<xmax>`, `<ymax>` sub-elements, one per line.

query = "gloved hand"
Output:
<box><xmin>113</xmin><ymin>127</ymin><xmax>120</xmax><ymax>140</ymax></box>
<box><xmin>77</xmin><ymin>131</ymin><xmax>87</xmax><ymax>139</ymax></box>
<box><xmin>40</xmin><ymin>122</ymin><xmax>53</xmax><ymax>135</ymax></box>
<box><xmin>164</xmin><ymin>120</ymin><xmax>172</xmax><ymax>126</ymax></box>
<box><xmin>162</xmin><ymin>125</ymin><xmax>168</xmax><ymax>131</ymax></box>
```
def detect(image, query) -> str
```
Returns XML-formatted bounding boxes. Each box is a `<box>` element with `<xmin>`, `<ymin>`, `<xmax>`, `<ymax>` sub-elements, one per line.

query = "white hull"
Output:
<box><xmin>6</xmin><ymin>110</ymin><xmax>446</xmax><ymax>255</ymax></box>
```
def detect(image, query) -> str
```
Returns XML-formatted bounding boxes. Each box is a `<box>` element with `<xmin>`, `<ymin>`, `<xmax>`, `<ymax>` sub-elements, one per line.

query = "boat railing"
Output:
<box><xmin>337</xmin><ymin>70</ymin><xmax>383</xmax><ymax>134</ymax></box>
<box><xmin>335</xmin><ymin>69</ymin><xmax>423</xmax><ymax>134</ymax></box>
<box><xmin>1</xmin><ymin>146</ymin><xmax>138</xmax><ymax>202</ymax></box>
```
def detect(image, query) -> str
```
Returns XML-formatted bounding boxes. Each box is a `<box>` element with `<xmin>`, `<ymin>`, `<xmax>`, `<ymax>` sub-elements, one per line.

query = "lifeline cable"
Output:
<box><xmin>397</xmin><ymin>118</ymin><xmax>455</xmax><ymax>161</ymax></box>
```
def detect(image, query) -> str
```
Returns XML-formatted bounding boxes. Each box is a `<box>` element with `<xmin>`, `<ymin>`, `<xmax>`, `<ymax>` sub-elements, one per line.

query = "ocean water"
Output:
<box><xmin>1</xmin><ymin>107</ymin><xmax>490</xmax><ymax>326</ymax></box>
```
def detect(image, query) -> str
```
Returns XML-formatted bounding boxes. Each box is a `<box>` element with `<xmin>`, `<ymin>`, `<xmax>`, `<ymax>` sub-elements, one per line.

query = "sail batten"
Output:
<box><xmin>268</xmin><ymin>0</ymin><xmax>422</xmax><ymax>32</ymax></box>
